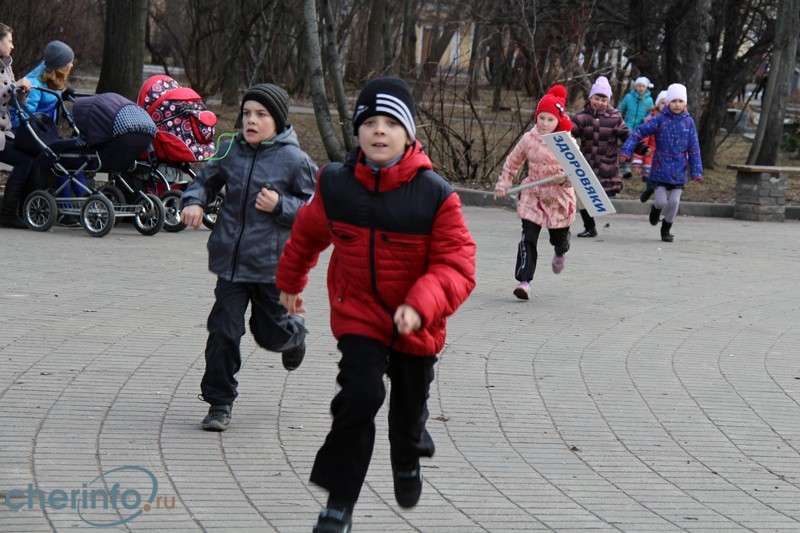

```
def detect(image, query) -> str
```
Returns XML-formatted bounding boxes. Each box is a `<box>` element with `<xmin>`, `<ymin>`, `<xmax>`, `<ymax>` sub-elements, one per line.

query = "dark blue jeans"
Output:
<box><xmin>200</xmin><ymin>278</ymin><xmax>306</xmax><ymax>405</ymax></box>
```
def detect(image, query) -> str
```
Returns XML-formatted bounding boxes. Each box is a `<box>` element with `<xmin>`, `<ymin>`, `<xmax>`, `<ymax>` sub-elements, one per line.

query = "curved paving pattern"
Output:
<box><xmin>1</xmin><ymin>208</ymin><xmax>799</xmax><ymax>532</ymax></box>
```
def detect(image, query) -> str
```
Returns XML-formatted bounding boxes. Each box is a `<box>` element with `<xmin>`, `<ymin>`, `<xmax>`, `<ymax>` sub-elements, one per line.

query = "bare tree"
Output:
<box><xmin>303</xmin><ymin>0</ymin><xmax>345</xmax><ymax>161</ymax></box>
<box><xmin>748</xmin><ymin>0</ymin><xmax>799</xmax><ymax>164</ymax></box>
<box><xmin>321</xmin><ymin>0</ymin><xmax>354</xmax><ymax>150</ymax></box>
<box><xmin>96</xmin><ymin>0</ymin><xmax>147</xmax><ymax>99</ymax></box>
<box><xmin>697</xmin><ymin>0</ymin><xmax>773</xmax><ymax>168</ymax></box>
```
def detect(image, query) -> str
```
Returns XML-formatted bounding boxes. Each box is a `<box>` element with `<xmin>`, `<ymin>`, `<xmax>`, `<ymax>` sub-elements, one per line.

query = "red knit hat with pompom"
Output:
<box><xmin>535</xmin><ymin>85</ymin><xmax>572</xmax><ymax>132</ymax></box>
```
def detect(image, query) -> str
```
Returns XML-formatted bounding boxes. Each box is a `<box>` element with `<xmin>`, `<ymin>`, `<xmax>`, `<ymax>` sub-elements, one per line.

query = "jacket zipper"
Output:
<box><xmin>369</xmin><ymin>167</ymin><xmax>399</xmax><ymax>347</ymax></box>
<box><xmin>230</xmin><ymin>144</ymin><xmax>259</xmax><ymax>277</ymax></box>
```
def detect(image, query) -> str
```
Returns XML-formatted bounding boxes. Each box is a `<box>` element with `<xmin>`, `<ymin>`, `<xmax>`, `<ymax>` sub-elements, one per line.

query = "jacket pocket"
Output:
<box><xmin>380</xmin><ymin>232</ymin><xmax>429</xmax><ymax>249</ymax></box>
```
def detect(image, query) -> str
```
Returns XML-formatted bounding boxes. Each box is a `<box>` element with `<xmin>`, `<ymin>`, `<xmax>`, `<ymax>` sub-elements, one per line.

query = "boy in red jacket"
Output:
<box><xmin>277</xmin><ymin>76</ymin><xmax>476</xmax><ymax>533</ymax></box>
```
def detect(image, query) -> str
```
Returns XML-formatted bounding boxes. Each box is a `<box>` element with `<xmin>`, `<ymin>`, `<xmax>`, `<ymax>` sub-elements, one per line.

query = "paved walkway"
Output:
<box><xmin>1</xmin><ymin>208</ymin><xmax>800</xmax><ymax>532</ymax></box>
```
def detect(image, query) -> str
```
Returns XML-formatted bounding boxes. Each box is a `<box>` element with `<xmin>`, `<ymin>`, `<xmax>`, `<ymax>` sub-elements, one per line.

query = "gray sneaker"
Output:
<box><xmin>201</xmin><ymin>404</ymin><xmax>232</xmax><ymax>431</ymax></box>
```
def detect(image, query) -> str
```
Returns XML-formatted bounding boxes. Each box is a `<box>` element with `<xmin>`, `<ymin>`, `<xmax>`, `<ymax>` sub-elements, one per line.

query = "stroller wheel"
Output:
<box><xmin>133</xmin><ymin>193</ymin><xmax>165</xmax><ymax>236</ymax></box>
<box><xmin>202</xmin><ymin>189</ymin><xmax>225</xmax><ymax>230</ymax></box>
<box><xmin>81</xmin><ymin>194</ymin><xmax>116</xmax><ymax>238</ymax></box>
<box><xmin>160</xmin><ymin>190</ymin><xmax>187</xmax><ymax>233</ymax></box>
<box><xmin>99</xmin><ymin>183</ymin><xmax>127</xmax><ymax>226</ymax></box>
<box><xmin>23</xmin><ymin>190</ymin><xmax>58</xmax><ymax>232</ymax></box>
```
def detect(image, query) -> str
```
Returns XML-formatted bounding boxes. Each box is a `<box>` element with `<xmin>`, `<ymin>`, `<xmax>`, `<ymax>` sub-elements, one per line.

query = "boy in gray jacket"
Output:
<box><xmin>181</xmin><ymin>83</ymin><xmax>317</xmax><ymax>431</ymax></box>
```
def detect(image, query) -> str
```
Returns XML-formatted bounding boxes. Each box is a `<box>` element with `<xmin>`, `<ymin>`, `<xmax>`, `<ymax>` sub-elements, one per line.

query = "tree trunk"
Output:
<box><xmin>399</xmin><ymin>0</ymin><xmax>419</xmax><ymax>78</ymax></box>
<box><xmin>748</xmin><ymin>0</ymin><xmax>799</xmax><ymax>165</ymax></box>
<box><xmin>466</xmin><ymin>6</ymin><xmax>486</xmax><ymax>101</ymax></box>
<box><xmin>221</xmin><ymin>5</ymin><xmax>242</xmax><ymax>106</ymax></box>
<box><xmin>663</xmin><ymin>0</ymin><xmax>711</xmax><ymax>113</ymax></box>
<box><xmin>303</xmin><ymin>0</ymin><xmax>345</xmax><ymax>162</ymax></box>
<box><xmin>321</xmin><ymin>0</ymin><xmax>354</xmax><ymax>150</ymax></box>
<box><xmin>96</xmin><ymin>0</ymin><xmax>147</xmax><ymax>100</ymax></box>
<box><xmin>489</xmin><ymin>29</ymin><xmax>504</xmax><ymax>113</ymax></box>
<box><xmin>365</xmin><ymin>0</ymin><xmax>387</xmax><ymax>77</ymax></box>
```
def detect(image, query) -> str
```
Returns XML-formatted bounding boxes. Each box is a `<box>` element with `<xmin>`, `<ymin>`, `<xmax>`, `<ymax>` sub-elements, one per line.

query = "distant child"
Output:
<box><xmin>620</xmin><ymin>83</ymin><xmax>702</xmax><ymax>242</ymax></box>
<box><xmin>618</xmin><ymin>76</ymin><xmax>655</xmax><ymax>178</ymax></box>
<box><xmin>639</xmin><ymin>89</ymin><xmax>668</xmax><ymax>203</ymax></box>
<box><xmin>180</xmin><ymin>83</ymin><xmax>317</xmax><ymax>431</ymax></box>
<box><xmin>571</xmin><ymin>76</ymin><xmax>631</xmax><ymax>238</ymax></box>
<box><xmin>494</xmin><ymin>85</ymin><xmax>575</xmax><ymax>300</ymax></box>
<box><xmin>276</xmin><ymin>76</ymin><xmax>476</xmax><ymax>533</ymax></box>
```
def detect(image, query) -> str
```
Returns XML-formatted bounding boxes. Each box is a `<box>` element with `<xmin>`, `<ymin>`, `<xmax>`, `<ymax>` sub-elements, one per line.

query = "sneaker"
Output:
<box><xmin>392</xmin><ymin>461</ymin><xmax>423</xmax><ymax>509</ymax></box>
<box><xmin>281</xmin><ymin>316</ymin><xmax>306</xmax><ymax>371</ymax></box>
<box><xmin>201</xmin><ymin>404</ymin><xmax>232</xmax><ymax>431</ymax></box>
<box><xmin>281</xmin><ymin>339</ymin><xmax>305</xmax><ymax>371</ymax></box>
<box><xmin>551</xmin><ymin>254</ymin><xmax>567</xmax><ymax>274</ymax></box>
<box><xmin>513</xmin><ymin>281</ymin><xmax>530</xmax><ymax>300</ymax></box>
<box><xmin>577</xmin><ymin>228</ymin><xmax>597</xmax><ymax>238</ymax></box>
<box><xmin>313</xmin><ymin>508</ymin><xmax>352</xmax><ymax>533</ymax></box>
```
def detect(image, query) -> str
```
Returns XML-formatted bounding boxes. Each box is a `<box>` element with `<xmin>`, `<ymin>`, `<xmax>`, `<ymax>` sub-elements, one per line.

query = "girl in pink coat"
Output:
<box><xmin>495</xmin><ymin>85</ymin><xmax>576</xmax><ymax>300</ymax></box>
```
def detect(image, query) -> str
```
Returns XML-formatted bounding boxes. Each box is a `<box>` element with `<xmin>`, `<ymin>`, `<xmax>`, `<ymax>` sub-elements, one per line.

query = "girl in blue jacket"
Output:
<box><xmin>620</xmin><ymin>83</ymin><xmax>702</xmax><ymax>242</ymax></box>
<box><xmin>618</xmin><ymin>76</ymin><xmax>655</xmax><ymax>178</ymax></box>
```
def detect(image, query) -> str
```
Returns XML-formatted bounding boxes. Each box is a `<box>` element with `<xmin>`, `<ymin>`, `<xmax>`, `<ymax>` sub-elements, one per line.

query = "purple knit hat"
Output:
<box><xmin>589</xmin><ymin>76</ymin><xmax>612</xmax><ymax>99</ymax></box>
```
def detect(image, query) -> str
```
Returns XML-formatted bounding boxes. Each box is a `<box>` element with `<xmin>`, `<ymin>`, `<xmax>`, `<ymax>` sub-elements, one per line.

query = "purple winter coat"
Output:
<box><xmin>571</xmin><ymin>104</ymin><xmax>630</xmax><ymax>195</ymax></box>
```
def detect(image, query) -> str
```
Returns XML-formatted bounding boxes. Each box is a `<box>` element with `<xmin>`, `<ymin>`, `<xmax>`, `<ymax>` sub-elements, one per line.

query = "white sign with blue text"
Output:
<box><xmin>542</xmin><ymin>132</ymin><xmax>616</xmax><ymax>217</ymax></box>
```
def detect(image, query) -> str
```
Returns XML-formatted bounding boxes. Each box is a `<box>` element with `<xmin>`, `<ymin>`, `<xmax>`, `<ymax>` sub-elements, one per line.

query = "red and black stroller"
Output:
<box><xmin>111</xmin><ymin>75</ymin><xmax>222</xmax><ymax>232</ymax></box>
<box><xmin>13</xmin><ymin>87</ymin><xmax>166</xmax><ymax>237</ymax></box>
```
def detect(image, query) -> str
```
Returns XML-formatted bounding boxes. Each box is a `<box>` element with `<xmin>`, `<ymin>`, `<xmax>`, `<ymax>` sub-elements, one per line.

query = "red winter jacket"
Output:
<box><xmin>276</xmin><ymin>141</ymin><xmax>476</xmax><ymax>356</ymax></box>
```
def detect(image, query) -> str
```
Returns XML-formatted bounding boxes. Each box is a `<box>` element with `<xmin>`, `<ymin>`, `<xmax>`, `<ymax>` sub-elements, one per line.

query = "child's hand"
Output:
<box><xmin>555</xmin><ymin>173</ymin><xmax>569</xmax><ymax>186</ymax></box>
<box><xmin>494</xmin><ymin>189</ymin><xmax>508</xmax><ymax>200</ymax></box>
<box><xmin>256</xmin><ymin>187</ymin><xmax>280</xmax><ymax>212</ymax></box>
<box><xmin>692</xmin><ymin>176</ymin><xmax>703</xmax><ymax>182</ymax></box>
<box><xmin>280</xmin><ymin>292</ymin><xmax>306</xmax><ymax>315</ymax></box>
<box><xmin>619</xmin><ymin>153</ymin><xmax>630</xmax><ymax>162</ymax></box>
<box><xmin>394</xmin><ymin>304</ymin><xmax>421</xmax><ymax>335</ymax></box>
<box><xmin>180</xmin><ymin>204</ymin><xmax>205</xmax><ymax>229</ymax></box>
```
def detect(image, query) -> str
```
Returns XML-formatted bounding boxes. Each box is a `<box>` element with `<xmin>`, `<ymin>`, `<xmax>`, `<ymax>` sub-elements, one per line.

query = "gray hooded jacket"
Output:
<box><xmin>181</xmin><ymin>126</ymin><xmax>317</xmax><ymax>283</ymax></box>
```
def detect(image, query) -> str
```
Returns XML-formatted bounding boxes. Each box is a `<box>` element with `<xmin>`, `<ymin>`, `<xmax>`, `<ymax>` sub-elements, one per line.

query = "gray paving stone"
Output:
<box><xmin>2</xmin><ymin>210</ymin><xmax>800</xmax><ymax>532</ymax></box>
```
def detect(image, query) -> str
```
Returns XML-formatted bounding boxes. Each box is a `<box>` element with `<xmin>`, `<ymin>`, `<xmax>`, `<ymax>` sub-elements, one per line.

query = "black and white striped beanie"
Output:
<box><xmin>352</xmin><ymin>77</ymin><xmax>416</xmax><ymax>139</ymax></box>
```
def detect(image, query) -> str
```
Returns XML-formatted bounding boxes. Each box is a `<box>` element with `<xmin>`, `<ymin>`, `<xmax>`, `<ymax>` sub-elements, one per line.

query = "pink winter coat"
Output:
<box><xmin>495</xmin><ymin>126</ymin><xmax>576</xmax><ymax>229</ymax></box>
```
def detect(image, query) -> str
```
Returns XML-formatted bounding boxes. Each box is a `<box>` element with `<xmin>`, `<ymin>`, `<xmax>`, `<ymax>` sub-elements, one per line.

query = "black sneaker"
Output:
<box><xmin>577</xmin><ymin>228</ymin><xmax>597</xmax><ymax>238</ymax></box>
<box><xmin>281</xmin><ymin>316</ymin><xmax>306</xmax><ymax>371</ymax></box>
<box><xmin>392</xmin><ymin>460</ymin><xmax>422</xmax><ymax>508</ymax></box>
<box><xmin>201</xmin><ymin>404</ymin><xmax>232</xmax><ymax>431</ymax></box>
<box><xmin>281</xmin><ymin>339</ymin><xmax>305</xmax><ymax>371</ymax></box>
<box><xmin>313</xmin><ymin>508</ymin><xmax>352</xmax><ymax>533</ymax></box>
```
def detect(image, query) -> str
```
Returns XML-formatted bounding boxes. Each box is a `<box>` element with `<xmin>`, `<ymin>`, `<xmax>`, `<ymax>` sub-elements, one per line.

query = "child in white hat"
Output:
<box><xmin>620</xmin><ymin>83</ymin><xmax>703</xmax><ymax>242</ymax></box>
<box><xmin>618</xmin><ymin>76</ymin><xmax>655</xmax><ymax>179</ymax></box>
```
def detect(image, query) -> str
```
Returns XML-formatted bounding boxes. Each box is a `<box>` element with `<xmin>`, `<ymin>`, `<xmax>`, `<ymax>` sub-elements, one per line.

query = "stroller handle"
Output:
<box><xmin>10</xmin><ymin>84</ymin><xmax>81</xmax><ymax>137</ymax></box>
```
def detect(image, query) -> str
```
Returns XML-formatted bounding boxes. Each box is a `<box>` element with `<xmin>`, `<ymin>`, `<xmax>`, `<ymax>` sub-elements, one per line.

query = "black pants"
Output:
<box><xmin>515</xmin><ymin>219</ymin><xmax>570</xmax><ymax>282</ymax></box>
<box><xmin>200</xmin><ymin>278</ymin><xmax>306</xmax><ymax>405</ymax></box>
<box><xmin>310</xmin><ymin>335</ymin><xmax>437</xmax><ymax>504</ymax></box>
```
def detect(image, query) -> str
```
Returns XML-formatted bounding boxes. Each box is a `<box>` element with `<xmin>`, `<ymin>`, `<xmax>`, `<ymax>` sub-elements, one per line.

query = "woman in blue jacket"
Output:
<box><xmin>13</xmin><ymin>40</ymin><xmax>73</xmax><ymax>127</ymax></box>
<box><xmin>620</xmin><ymin>83</ymin><xmax>702</xmax><ymax>243</ymax></box>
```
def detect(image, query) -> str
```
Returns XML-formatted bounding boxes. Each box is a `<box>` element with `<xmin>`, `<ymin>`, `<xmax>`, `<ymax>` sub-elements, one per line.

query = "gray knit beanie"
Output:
<box><xmin>44</xmin><ymin>40</ymin><xmax>74</xmax><ymax>70</ymax></box>
<box><xmin>241</xmin><ymin>83</ymin><xmax>290</xmax><ymax>134</ymax></box>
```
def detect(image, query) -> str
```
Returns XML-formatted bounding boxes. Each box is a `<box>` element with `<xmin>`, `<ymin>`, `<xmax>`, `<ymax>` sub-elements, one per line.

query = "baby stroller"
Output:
<box><xmin>13</xmin><ymin>87</ymin><xmax>166</xmax><ymax>237</ymax></box>
<box><xmin>110</xmin><ymin>74</ymin><xmax>222</xmax><ymax>232</ymax></box>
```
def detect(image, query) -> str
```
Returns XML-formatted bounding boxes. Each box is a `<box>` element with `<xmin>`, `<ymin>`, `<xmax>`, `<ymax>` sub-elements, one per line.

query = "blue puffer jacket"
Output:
<box><xmin>618</xmin><ymin>89</ymin><xmax>654</xmax><ymax>130</ymax></box>
<box><xmin>11</xmin><ymin>62</ymin><xmax>58</xmax><ymax>129</ymax></box>
<box><xmin>621</xmin><ymin>108</ymin><xmax>703</xmax><ymax>185</ymax></box>
<box><xmin>181</xmin><ymin>126</ymin><xmax>318</xmax><ymax>283</ymax></box>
